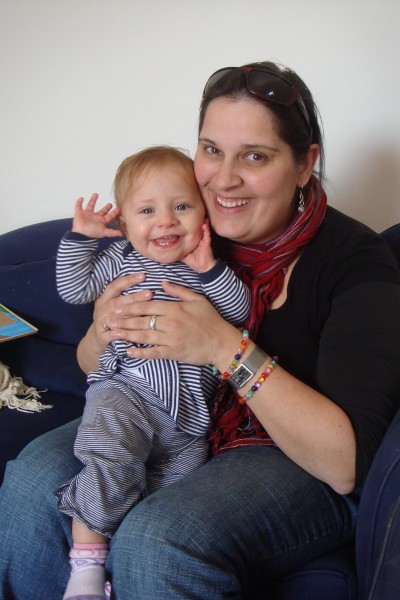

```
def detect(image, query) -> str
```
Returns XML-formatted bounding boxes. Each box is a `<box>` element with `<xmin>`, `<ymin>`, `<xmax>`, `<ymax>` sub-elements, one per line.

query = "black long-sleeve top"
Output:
<box><xmin>257</xmin><ymin>206</ymin><xmax>400</xmax><ymax>487</ymax></box>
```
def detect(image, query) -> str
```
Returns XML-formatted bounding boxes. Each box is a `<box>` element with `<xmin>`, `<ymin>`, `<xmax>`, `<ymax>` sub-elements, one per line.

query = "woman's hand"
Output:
<box><xmin>123</xmin><ymin>281</ymin><xmax>242</xmax><ymax>367</ymax></box>
<box><xmin>77</xmin><ymin>273</ymin><xmax>152</xmax><ymax>373</ymax></box>
<box><xmin>78</xmin><ymin>275</ymin><xmax>243</xmax><ymax>373</ymax></box>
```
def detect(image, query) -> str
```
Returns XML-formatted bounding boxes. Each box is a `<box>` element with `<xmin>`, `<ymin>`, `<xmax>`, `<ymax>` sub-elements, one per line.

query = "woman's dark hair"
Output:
<box><xmin>199</xmin><ymin>61</ymin><xmax>325</xmax><ymax>196</ymax></box>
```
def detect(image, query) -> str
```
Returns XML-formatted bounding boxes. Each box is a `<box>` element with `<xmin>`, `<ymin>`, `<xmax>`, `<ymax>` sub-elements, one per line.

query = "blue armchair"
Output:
<box><xmin>1</xmin><ymin>218</ymin><xmax>399</xmax><ymax>599</ymax></box>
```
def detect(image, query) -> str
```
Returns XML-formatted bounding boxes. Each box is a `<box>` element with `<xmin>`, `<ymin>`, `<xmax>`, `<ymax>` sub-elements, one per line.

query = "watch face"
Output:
<box><xmin>229</xmin><ymin>364</ymin><xmax>253</xmax><ymax>389</ymax></box>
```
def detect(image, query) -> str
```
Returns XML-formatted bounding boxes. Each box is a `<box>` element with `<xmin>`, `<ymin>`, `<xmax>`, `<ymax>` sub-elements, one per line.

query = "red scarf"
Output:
<box><xmin>209</xmin><ymin>177</ymin><xmax>327</xmax><ymax>453</ymax></box>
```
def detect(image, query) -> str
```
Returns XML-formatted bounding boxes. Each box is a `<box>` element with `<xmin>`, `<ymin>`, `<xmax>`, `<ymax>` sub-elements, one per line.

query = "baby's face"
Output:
<box><xmin>119</xmin><ymin>166</ymin><xmax>205</xmax><ymax>264</ymax></box>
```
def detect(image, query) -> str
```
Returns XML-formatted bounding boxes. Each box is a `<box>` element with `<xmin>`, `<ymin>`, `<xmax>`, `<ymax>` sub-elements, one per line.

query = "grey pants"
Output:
<box><xmin>55</xmin><ymin>379</ymin><xmax>209</xmax><ymax>537</ymax></box>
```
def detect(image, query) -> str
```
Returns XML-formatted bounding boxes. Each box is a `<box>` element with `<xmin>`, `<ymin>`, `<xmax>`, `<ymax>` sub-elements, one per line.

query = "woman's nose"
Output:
<box><xmin>213</xmin><ymin>160</ymin><xmax>242</xmax><ymax>190</ymax></box>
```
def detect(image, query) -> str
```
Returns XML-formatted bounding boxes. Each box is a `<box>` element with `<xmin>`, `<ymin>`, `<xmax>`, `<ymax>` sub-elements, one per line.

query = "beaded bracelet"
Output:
<box><xmin>211</xmin><ymin>328</ymin><xmax>249</xmax><ymax>382</ymax></box>
<box><xmin>237</xmin><ymin>356</ymin><xmax>279</xmax><ymax>404</ymax></box>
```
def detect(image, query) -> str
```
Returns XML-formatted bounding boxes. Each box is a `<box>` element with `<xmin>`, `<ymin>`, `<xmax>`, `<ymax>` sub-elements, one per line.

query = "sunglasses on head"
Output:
<box><xmin>203</xmin><ymin>65</ymin><xmax>311</xmax><ymax>133</ymax></box>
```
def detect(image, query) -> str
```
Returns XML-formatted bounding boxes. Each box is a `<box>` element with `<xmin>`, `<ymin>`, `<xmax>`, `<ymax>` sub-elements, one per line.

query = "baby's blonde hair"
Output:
<box><xmin>114</xmin><ymin>146</ymin><xmax>197</xmax><ymax>207</ymax></box>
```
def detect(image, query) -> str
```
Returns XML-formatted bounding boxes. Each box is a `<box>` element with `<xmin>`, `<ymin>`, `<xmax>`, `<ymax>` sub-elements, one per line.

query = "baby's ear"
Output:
<box><xmin>118</xmin><ymin>216</ymin><xmax>128</xmax><ymax>237</ymax></box>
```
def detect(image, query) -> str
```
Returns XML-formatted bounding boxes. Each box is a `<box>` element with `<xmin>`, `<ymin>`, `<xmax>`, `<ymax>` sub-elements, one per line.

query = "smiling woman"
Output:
<box><xmin>1</xmin><ymin>61</ymin><xmax>400</xmax><ymax>600</ymax></box>
<box><xmin>195</xmin><ymin>96</ymin><xmax>318</xmax><ymax>244</ymax></box>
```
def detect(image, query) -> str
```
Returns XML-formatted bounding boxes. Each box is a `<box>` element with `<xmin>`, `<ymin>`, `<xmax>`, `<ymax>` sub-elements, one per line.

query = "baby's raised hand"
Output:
<box><xmin>182</xmin><ymin>219</ymin><xmax>217</xmax><ymax>273</ymax></box>
<box><xmin>72</xmin><ymin>193</ymin><xmax>123</xmax><ymax>239</ymax></box>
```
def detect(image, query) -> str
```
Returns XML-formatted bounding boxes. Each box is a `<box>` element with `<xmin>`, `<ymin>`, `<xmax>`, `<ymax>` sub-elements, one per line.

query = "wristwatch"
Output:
<box><xmin>228</xmin><ymin>345</ymin><xmax>267</xmax><ymax>390</ymax></box>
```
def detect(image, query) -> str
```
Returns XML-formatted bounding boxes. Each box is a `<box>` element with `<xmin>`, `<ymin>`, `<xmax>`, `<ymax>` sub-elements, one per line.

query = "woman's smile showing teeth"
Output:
<box><xmin>216</xmin><ymin>196</ymin><xmax>250</xmax><ymax>208</ymax></box>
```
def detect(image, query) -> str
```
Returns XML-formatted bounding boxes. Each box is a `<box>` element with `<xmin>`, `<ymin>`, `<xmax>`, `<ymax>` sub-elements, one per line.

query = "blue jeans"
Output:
<box><xmin>0</xmin><ymin>419</ymin><xmax>358</xmax><ymax>600</ymax></box>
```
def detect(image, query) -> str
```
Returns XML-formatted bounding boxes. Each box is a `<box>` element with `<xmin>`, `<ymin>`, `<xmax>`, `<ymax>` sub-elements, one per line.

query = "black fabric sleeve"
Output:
<box><xmin>316</xmin><ymin>280</ymin><xmax>400</xmax><ymax>487</ymax></box>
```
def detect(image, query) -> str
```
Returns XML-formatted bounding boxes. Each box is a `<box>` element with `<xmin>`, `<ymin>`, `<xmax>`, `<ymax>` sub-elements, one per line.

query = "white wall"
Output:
<box><xmin>1</xmin><ymin>0</ymin><xmax>399</xmax><ymax>235</ymax></box>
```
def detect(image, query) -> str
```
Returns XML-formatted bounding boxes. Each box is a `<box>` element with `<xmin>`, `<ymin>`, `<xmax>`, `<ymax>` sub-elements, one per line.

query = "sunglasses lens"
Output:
<box><xmin>246</xmin><ymin>70</ymin><xmax>294</xmax><ymax>105</ymax></box>
<box><xmin>203</xmin><ymin>68</ymin><xmax>238</xmax><ymax>96</ymax></box>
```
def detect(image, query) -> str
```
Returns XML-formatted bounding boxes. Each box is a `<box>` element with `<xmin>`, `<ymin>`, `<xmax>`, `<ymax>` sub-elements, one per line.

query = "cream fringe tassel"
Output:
<box><xmin>0</xmin><ymin>363</ymin><xmax>51</xmax><ymax>413</ymax></box>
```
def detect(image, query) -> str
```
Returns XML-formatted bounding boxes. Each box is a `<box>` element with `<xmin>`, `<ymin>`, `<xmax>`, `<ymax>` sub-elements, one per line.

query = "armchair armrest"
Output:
<box><xmin>356</xmin><ymin>408</ymin><xmax>400</xmax><ymax>599</ymax></box>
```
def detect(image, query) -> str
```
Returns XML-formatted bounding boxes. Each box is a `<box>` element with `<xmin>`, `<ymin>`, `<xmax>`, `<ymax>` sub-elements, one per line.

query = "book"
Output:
<box><xmin>0</xmin><ymin>303</ymin><xmax>38</xmax><ymax>343</ymax></box>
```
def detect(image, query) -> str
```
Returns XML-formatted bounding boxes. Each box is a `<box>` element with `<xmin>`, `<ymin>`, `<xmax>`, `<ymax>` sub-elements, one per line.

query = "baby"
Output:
<box><xmin>55</xmin><ymin>146</ymin><xmax>250</xmax><ymax>600</ymax></box>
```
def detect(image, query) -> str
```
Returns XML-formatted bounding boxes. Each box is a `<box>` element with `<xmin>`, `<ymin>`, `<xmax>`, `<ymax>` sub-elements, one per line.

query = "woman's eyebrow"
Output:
<box><xmin>198</xmin><ymin>136</ymin><xmax>216</xmax><ymax>145</ymax></box>
<box><xmin>241</xmin><ymin>143</ymin><xmax>279</xmax><ymax>153</ymax></box>
<box><xmin>198</xmin><ymin>137</ymin><xmax>279</xmax><ymax>153</ymax></box>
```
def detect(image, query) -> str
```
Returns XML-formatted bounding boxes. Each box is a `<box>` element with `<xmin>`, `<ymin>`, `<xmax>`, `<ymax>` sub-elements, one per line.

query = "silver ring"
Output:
<box><xmin>148</xmin><ymin>315</ymin><xmax>157</xmax><ymax>330</ymax></box>
<box><xmin>103</xmin><ymin>323</ymin><xmax>111</xmax><ymax>332</ymax></box>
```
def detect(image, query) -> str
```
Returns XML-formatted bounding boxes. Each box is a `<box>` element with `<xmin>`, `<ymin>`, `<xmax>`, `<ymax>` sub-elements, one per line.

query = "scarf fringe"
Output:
<box><xmin>0</xmin><ymin>363</ymin><xmax>51</xmax><ymax>413</ymax></box>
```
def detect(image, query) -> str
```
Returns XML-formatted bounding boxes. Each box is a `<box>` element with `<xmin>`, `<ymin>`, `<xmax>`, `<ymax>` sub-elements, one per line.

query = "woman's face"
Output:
<box><xmin>194</xmin><ymin>96</ymin><xmax>317</xmax><ymax>244</ymax></box>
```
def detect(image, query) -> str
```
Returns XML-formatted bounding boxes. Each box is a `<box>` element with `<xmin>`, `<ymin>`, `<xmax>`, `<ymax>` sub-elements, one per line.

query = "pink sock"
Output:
<box><xmin>63</xmin><ymin>542</ymin><xmax>109</xmax><ymax>600</ymax></box>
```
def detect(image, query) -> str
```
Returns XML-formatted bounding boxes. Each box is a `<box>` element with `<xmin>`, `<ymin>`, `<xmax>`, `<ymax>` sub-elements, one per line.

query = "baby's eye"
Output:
<box><xmin>176</xmin><ymin>203</ymin><xmax>188</xmax><ymax>211</ymax></box>
<box><xmin>140</xmin><ymin>207</ymin><xmax>154</xmax><ymax>214</ymax></box>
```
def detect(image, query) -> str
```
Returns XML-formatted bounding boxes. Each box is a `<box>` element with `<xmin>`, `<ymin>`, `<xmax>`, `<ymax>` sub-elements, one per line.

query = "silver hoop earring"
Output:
<box><xmin>298</xmin><ymin>188</ymin><xmax>305</xmax><ymax>213</ymax></box>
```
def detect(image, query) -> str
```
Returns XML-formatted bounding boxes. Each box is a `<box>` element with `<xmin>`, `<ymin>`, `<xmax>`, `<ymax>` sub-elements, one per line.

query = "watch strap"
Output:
<box><xmin>228</xmin><ymin>345</ymin><xmax>267</xmax><ymax>390</ymax></box>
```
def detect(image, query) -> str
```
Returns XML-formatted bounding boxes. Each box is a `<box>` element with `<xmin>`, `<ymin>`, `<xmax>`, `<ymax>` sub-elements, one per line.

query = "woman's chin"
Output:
<box><xmin>213</xmin><ymin>225</ymin><xmax>247</xmax><ymax>243</ymax></box>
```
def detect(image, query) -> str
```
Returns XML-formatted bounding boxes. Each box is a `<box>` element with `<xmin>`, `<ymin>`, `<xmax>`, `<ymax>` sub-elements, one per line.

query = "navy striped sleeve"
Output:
<box><xmin>200</xmin><ymin>260</ymin><xmax>251</xmax><ymax>327</ymax></box>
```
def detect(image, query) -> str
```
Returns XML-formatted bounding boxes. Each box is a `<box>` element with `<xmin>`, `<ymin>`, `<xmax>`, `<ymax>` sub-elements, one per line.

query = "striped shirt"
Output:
<box><xmin>56</xmin><ymin>232</ymin><xmax>251</xmax><ymax>435</ymax></box>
